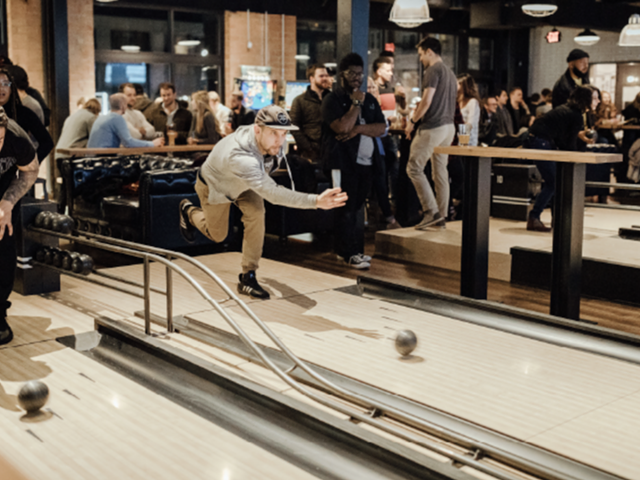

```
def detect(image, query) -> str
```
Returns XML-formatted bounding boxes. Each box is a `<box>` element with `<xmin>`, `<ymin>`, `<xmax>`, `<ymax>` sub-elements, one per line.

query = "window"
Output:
<box><xmin>95</xmin><ymin>7</ymin><xmax>170</xmax><ymax>53</ymax></box>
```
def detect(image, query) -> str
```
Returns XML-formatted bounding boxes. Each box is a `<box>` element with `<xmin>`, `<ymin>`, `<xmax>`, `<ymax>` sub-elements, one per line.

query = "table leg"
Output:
<box><xmin>461</xmin><ymin>157</ymin><xmax>491</xmax><ymax>299</ymax></box>
<box><xmin>550</xmin><ymin>162</ymin><xmax>585</xmax><ymax>320</ymax></box>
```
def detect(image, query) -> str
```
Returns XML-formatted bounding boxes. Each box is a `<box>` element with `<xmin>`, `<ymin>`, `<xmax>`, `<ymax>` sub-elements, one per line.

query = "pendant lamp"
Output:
<box><xmin>574</xmin><ymin>29</ymin><xmax>600</xmax><ymax>46</ymax></box>
<box><xmin>389</xmin><ymin>0</ymin><xmax>432</xmax><ymax>29</ymax></box>
<box><xmin>521</xmin><ymin>3</ymin><xmax>558</xmax><ymax>17</ymax></box>
<box><xmin>619</xmin><ymin>14</ymin><xmax>640</xmax><ymax>46</ymax></box>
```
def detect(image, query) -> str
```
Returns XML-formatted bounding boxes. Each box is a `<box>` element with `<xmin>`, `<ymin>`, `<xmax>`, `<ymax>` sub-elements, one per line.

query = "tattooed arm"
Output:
<box><xmin>0</xmin><ymin>155</ymin><xmax>39</xmax><ymax>240</ymax></box>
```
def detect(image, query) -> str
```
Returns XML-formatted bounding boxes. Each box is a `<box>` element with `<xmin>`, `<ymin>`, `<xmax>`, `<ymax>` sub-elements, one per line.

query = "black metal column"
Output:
<box><xmin>460</xmin><ymin>157</ymin><xmax>491</xmax><ymax>299</ymax></box>
<box><xmin>337</xmin><ymin>0</ymin><xmax>369</xmax><ymax>75</ymax></box>
<box><xmin>550</xmin><ymin>162</ymin><xmax>586</xmax><ymax>320</ymax></box>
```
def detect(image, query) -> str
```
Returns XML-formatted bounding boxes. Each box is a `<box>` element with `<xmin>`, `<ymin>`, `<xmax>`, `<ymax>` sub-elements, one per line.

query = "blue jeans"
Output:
<box><xmin>524</xmin><ymin>135</ymin><xmax>556</xmax><ymax>220</ymax></box>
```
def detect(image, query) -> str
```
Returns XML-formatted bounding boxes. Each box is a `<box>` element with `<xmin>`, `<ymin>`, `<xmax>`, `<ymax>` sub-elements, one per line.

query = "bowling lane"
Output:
<box><xmin>186</xmin><ymin>289</ymin><xmax>640</xmax><ymax>479</ymax></box>
<box><xmin>0</xmin><ymin>340</ymin><xmax>324</xmax><ymax>480</ymax></box>
<box><xmin>60</xmin><ymin>252</ymin><xmax>356</xmax><ymax>319</ymax></box>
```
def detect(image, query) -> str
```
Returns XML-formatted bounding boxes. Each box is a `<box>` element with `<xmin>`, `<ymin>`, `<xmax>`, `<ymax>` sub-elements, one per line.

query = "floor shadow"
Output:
<box><xmin>260</xmin><ymin>278</ymin><xmax>382</xmax><ymax>339</ymax></box>
<box><xmin>20</xmin><ymin>410</ymin><xmax>53</xmax><ymax>423</ymax></box>
<box><xmin>0</xmin><ymin>316</ymin><xmax>74</xmax><ymax>412</ymax></box>
<box><xmin>398</xmin><ymin>354</ymin><xmax>425</xmax><ymax>364</ymax></box>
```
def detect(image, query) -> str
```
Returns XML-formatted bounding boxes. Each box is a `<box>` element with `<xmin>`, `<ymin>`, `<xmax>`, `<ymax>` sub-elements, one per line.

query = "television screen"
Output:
<box><xmin>285</xmin><ymin>81</ymin><xmax>309</xmax><ymax>110</ymax></box>
<box><xmin>240</xmin><ymin>80</ymin><xmax>276</xmax><ymax>110</ymax></box>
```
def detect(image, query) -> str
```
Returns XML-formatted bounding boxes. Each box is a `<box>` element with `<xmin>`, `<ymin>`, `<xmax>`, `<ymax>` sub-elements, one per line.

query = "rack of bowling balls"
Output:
<box><xmin>31</xmin><ymin>211</ymin><xmax>94</xmax><ymax>276</ymax></box>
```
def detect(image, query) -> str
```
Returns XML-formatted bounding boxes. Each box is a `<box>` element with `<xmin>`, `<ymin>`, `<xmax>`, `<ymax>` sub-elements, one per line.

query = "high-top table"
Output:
<box><xmin>433</xmin><ymin>145</ymin><xmax>621</xmax><ymax>320</ymax></box>
<box><xmin>56</xmin><ymin>145</ymin><xmax>216</xmax><ymax>157</ymax></box>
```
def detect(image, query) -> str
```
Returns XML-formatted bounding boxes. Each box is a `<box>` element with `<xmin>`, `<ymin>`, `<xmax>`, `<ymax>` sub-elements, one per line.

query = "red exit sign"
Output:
<box><xmin>546</xmin><ymin>29</ymin><xmax>561</xmax><ymax>44</ymax></box>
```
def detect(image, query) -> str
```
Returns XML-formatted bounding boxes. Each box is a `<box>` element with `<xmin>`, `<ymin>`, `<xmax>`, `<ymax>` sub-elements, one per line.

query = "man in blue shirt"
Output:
<box><xmin>87</xmin><ymin>94</ymin><xmax>164</xmax><ymax>149</ymax></box>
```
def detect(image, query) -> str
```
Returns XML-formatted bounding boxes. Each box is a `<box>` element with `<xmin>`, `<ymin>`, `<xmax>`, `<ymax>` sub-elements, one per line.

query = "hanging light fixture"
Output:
<box><xmin>619</xmin><ymin>14</ymin><xmax>640</xmax><ymax>46</ymax></box>
<box><xmin>389</xmin><ymin>0</ymin><xmax>432</xmax><ymax>29</ymax></box>
<box><xmin>574</xmin><ymin>29</ymin><xmax>600</xmax><ymax>46</ymax></box>
<box><xmin>521</xmin><ymin>3</ymin><xmax>558</xmax><ymax>17</ymax></box>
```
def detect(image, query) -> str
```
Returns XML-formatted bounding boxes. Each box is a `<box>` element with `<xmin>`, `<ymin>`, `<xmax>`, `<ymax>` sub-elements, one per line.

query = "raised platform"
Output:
<box><xmin>375</xmin><ymin>208</ymin><xmax>640</xmax><ymax>304</ymax></box>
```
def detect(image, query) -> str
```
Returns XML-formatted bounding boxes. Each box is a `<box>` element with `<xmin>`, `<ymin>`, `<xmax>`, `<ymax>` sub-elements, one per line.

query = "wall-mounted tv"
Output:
<box><xmin>285</xmin><ymin>81</ymin><xmax>309</xmax><ymax>110</ymax></box>
<box><xmin>236</xmin><ymin>79</ymin><xmax>277</xmax><ymax>111</ymax></box>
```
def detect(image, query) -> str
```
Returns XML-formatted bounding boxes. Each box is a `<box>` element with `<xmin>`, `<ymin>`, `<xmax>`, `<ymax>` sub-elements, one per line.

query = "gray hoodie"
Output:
<box><xmin>200</xmin><ymin>125</ymin><xmax>318</xmax><ymax>208</ymax></box>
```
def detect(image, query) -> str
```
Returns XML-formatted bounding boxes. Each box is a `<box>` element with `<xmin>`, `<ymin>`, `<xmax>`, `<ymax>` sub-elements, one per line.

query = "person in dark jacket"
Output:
<box><xmin>525</xmin><ymin>85</ymin><xmax>599</xmax><ymax>231</ymax></box>
<box><xmin>145</xmin><ymin>82</ymin><xmax>192</xmax><ymax>145</ymax></box>
<box><xmin>290</xmin><ymin>64</ymin><xmax>331</xmax><ymax>162</ymax></box>
<box><xmin>552</xmin><ymin>49</ymin><xmax>590</xmax><ymax>108</ymax></box>
<box><xmin>0</xmin><ymin>68</ymin><xmax>53</xmax><ymax>162</ymax></box>
<box><xmin>229</xmin><ymin>90</ymin><xmax>256</xmax><ymax>132</ymax></box>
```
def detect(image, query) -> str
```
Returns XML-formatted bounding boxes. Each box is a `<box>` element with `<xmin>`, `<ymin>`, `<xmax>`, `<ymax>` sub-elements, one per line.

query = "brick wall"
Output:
<box><xmin>529</xmin><ymin>26</ymin><xmax>640</xmax><ymax>96</ymax></box>
<box><xmin>224</xmin><ymin>11</ymin><xmax>297</xmax><ymax>107</ymax></box>
<box><xmin>6</xmin><ymin>0</ymin><xmax>44</xmax><ymax>93</ymax></box>
<box><xmin>67</xmin><ymin>0</ymin><xmax>95</xmax><ymax>112</ymax></box>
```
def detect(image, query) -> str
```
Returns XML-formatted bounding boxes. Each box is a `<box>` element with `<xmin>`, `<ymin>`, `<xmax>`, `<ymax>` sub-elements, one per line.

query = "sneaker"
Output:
<box><xmin>0</xmin><ymin>320</ymin><xmax>13</xmax><ymax>346</ymax></box>
<box><xmin>237</xmin><ymin>271</ymin><xmax>270</xmax><ymax>299</ymax></box>
<box><xmin>415</xmin><ymin>212</ymin><xmax>443</xmax><ymax>231</ymax></box>
<box><xmin>340</xmin><ymin>254</ymin><xmax>371</xmax><ymax>269</ymax></box>
<box><xmin>179</xmin><ymin>199</ymin><xmax>196</xmax><ymax>243</ymax></box>
<box><xmin>527</xmin><ymin>217</ymin><xmax>551</xmax><ymax>232</ymax></box>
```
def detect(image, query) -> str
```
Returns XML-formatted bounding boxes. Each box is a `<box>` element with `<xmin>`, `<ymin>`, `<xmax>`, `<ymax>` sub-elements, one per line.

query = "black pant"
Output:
<box><xmin>0</xmin><ymin>230</ymin><xmax>16</xmax><ymax>321</ymax></box>
<box><xmin>337</xmin><ymin>164</ymin><xmax>372</xmax><ymax>260</ymax></box>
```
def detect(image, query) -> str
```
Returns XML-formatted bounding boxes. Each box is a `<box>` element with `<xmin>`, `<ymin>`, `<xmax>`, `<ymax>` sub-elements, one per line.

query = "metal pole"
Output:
<box><xmin>166</xmin><ymin>265</ymin><xmax>173</xmax><ymax>333</ymax></box>
<box><xmin>144</xmin><ymin>256</ymin><xmax>151</xmax><ymax>335</ymax></box>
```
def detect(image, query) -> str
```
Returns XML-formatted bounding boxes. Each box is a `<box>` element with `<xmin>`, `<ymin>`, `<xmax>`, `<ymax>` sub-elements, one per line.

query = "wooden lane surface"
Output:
<box><xmin>184</xmin><ymin>288</ymin><xmax>640</xmax><ymax>479</ymax></box>
<box><xmin>0</xmin><ymin>340</ymin><xmax>321</xmax><ymax>480</ymax></box>
<box><xmin>68</xmin><ymin>252</ymin><xmax>356</xmax><ymax>319</ymax></box>
<box><xmin>55</xmin><ymin>145</ymin><xmax>215</xmax><ymax>156</ymax></box>
<box><xmin>434</xmin><ymin>145</ymin><xmax>622</xmax><ymax>164</ymax></box>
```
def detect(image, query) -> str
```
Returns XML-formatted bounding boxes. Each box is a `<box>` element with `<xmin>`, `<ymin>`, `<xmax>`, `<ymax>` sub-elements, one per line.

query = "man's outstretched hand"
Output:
<box><xmin>316</xmin><ymin>187</ymin><xmax>348</xmax><ymax>210</ymax></box>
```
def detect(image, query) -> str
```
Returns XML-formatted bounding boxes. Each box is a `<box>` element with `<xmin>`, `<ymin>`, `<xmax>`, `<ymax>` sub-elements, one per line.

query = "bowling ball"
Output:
<box><xmin>62</xmin><ymin>251</ymin><xmax>80</xmax><ymax>271</ymax></box>
<box><xmin>43</xmin><ymin>247</ymin><xmax>56</xmax><ymax>265</ymax></box>
<box><xmin>42</xmin><ymin>212</ymin><xmax>55</xmax><ymax>230</ymax></box>
<box><xmin>34</xmin><ymin>211</ymin><xmax>48</xmax><ymax>228</ymax></box>
<box><xmin>18</xmin><ymin>380</ymin><xmax>49</xmax><ymax>413</ymax></box>
<box><xmin>72</xmin><ymin>254</ymin><xmax>94</xmax><ymax>275</ymax></box>
<box><xmin>51</xmin><ymin>214</ymin><xmax>63</xmax><ymax>232</ymax></box>
<box><xmin>58</xmin><ymin>216</ymin><xmax>75</xmax><ymax>234</ymax></box>
<box><xmin>395</xmin><ymin>330</ymin><xmax>417</xmax><ymax>356</ymax></box>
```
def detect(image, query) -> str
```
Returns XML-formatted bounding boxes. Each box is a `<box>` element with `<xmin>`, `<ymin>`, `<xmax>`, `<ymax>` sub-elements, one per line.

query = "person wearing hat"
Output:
<box><xmin>178</xmin><ymin>105</ymin><xmax>348</xmax><ymax>299</ymax></box>
<box><xmin>551</xmin><ymin>49</ymin><xmax>590</xmax><ymax>108</ymax></box>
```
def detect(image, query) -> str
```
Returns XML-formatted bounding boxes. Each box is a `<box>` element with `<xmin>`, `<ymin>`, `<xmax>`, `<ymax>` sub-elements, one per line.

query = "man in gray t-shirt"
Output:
<box><xmin>405</xmin><ymin>37</ymin><xmax>457</xmax><ymax>230</ymax></box>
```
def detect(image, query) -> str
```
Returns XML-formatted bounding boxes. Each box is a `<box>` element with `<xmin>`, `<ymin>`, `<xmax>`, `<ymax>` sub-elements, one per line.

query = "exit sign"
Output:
<box><xmin>546</xmin><ymin>29</ymin><xmax>561</xmax><ymax>44</ymax></box>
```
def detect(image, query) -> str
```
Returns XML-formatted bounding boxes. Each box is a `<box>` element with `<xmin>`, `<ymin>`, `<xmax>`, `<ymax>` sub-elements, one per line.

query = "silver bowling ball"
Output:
<box><xmin>18</xmin><ymin>380</ymin><xmax>49</xmax><ymax>413</ymax></box>
<box><xmin>395</xmin><ymin>330</ymin><xmax>417</xmax><ymax>356</ymax></box>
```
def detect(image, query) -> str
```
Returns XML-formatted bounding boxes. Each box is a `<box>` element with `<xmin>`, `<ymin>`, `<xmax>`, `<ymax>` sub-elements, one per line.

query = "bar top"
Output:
<box><xmin>434</xmin><ymin>146</ymin><xmax>622</xmax><ymax>164</ymax></box>
<box><xmin>56</xmin><ymin>145</ymin><xmax>216</xmax><ymax>156</ymax></box>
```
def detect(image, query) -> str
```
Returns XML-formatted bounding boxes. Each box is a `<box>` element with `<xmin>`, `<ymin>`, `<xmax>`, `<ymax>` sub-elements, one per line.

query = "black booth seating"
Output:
<box><xmin>60</xmin><ymin>155</ymin><xmax>211</xmax><ymax>249</ymax></box>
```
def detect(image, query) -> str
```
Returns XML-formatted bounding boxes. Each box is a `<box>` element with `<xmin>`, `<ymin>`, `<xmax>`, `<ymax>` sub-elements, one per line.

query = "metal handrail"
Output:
<box><xmin>32</xmin><ymin>227</ymin><xmax>589</xmax><ymax>480</ymax></box>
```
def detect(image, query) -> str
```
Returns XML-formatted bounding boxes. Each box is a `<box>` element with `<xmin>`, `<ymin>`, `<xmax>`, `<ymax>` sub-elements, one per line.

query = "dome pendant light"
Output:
<box><xmin>521</xmin><ymin>3</ymin><xmax>558</xmax><ymax>18</ymax></box>
<box><xmin>574</xmin><ymin>29</ymin><xmax>600</xmax><ymax>46</ymax></box>
<box><xmin>389</xmin><ymin>0</ymin><xmax>432</xmax><ymax>29</ymax></box>
<box><xmin>619</xmin><ymin>14</ymin><xmax>640</xmax><ymax>46</ymax></box>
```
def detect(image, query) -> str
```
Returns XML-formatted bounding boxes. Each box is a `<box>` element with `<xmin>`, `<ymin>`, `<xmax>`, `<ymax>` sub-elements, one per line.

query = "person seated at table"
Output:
<box><xmin>188</xmin><ymin>91</ymin><xmax>222</xmax><ymax>146</ymax></box>
<box><xmin>145</xmin><ymin>82</ymin><xmax>192</xmax><ymax>145</ymax></box>
<box><xmin>524</xmin><ymin>85</ymin><xmax>598</xmax><ymax>232</ymax></box>
<box><xmin>208</xmin><ymin>91</ymin><xmax>232</xmax><ymax>136</ymax></box>
<box><xmin>119</xmin><ymin>82</ymin><xmax>156</xmax><ymax>141</ymax></box>
<box><xmin>87</xmin><ymin>94</ymin><xmax>164</xmax><ymax>149</ymax></box>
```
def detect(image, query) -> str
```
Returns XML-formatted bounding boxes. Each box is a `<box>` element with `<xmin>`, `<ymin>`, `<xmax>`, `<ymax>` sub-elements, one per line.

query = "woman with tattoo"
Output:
<box><xmin>0</xmin><ymin>107</ymin><xmax>38</xmax><ymax>344</ymax></box>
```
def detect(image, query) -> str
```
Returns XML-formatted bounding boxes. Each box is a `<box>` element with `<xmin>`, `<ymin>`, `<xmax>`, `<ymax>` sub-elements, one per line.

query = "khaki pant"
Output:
<box><xmin>190</xmin><ymin>177</ymin><xmax>265</xmax><ymax>273</ymax></box>
<box><xmin>407</xmin><ymin>124</ymin><xmax>455</xmax><ymax>217</ymax></box>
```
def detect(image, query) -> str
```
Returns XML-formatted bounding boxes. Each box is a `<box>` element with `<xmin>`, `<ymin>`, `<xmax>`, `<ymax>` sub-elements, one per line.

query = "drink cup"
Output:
<box><xmin>458</xmin><ymin>124</ymin><xmax>470</xmax><ymax>146</ymax></box>
<box><xmin>167</xmin><ymin>130</ymin><xmax>177</xmax><ymax>146</ymax></box>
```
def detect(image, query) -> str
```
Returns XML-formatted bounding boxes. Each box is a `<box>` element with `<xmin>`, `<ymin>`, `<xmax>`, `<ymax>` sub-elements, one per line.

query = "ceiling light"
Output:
<box><xmin>295</xmin><ymin>54</ymin><xmax>310</xmax><ymax>61</ymax></box>
<box><xmin>177</xmin><ymin>39</ymin><xmax>201</xmax><ymax>47</ymax></box>
<box><xmin>96</xmin><ymin>0</ymin><xmax>118</xmax><ymax>2</ymax></box>
<box><xmin>121</xmin><ymin>45</ymin><xmax>140</xmax><ymax>53</ymax></box>
<box><xmin>521</xmin><ymin>3</ymin><xmax>557</xmax><ymax>17</ymax></box>
<box><xmin>389</xmin><ymin>0</ymin><xmax>432</xmax><ymax>29</ymax></box>
<box><xmin>619</xmin><ymin>14</ymin><xmax>640</xmax><ymax>46</ymax></box>
<box><xmin>574</xmin><ymin>29</ymin><xmax>600</xmax><ymax>46</ymax></box>
<box><xmin>324</xmin><ymin>63</ymin><xmax>337</xmax><ymax>68</ymax></box>
<box><xmin>201</xmin><ymin>49</ymin><xmax>209</xmax><ymax>57</ymax></box>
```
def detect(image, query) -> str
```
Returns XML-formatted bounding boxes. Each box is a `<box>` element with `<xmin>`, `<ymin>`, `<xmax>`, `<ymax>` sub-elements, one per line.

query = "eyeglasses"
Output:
<box><xmin>0</xmin><ymin>81</ymin><xmax>11</xmax><ymax>88</ymax></box>
<box><xmin>344</xmin><ymin>70</ymin><xmax>364</xmax><ymax>79</ymax></box>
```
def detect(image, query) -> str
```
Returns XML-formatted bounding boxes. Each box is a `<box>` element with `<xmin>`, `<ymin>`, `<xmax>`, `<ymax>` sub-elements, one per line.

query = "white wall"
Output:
<box><xmin>529</xmin><ymin>26</ymin><xmax>640</xmax><ymax>95</ymax></box>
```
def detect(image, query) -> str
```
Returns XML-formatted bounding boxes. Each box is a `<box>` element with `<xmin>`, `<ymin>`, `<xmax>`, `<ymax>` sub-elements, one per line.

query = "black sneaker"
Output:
<box><xmin>237</xmin><ymin>271</ymin><xmax>270</xmax><ymax>299</ymax></box>
<box><xmin>179</xmin><ymin>199</ymin><xmax>196</xmax><ymax>243</ymax></box>
<box><xmin>0</xmin><ymin>319</ymin><xmax>13</xmax><ymax>346</ymax></box>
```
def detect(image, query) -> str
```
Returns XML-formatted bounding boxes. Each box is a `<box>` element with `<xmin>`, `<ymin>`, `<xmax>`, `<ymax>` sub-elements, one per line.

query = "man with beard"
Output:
<box><xmin>552</xmin><ymin>49</ymin><xmax>590</xmax><ymax>108</ymax></box>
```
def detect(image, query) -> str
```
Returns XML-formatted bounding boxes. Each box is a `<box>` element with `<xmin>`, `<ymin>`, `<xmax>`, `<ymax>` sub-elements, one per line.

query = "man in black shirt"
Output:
<box><xmin>552</xmin><ymin>49</ymin><xmax>590</xmax><ymax>108</ymax></box>
<box><xmin>321</xmin><ymin>53</ymin><xmax>386</xmax><ymax>269</ymax></box>
<box><xmin>0</xmin><ymin>107</ymin><xmax>39</xmax><ymax>344</ymax></box>
<box><xmin>230</xmin><ymin>90</ymin><xmax>256</xmax><ymax>132</ymax></box>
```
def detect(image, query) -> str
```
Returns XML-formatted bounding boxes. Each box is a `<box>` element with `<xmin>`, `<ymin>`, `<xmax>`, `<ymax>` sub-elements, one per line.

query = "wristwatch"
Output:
<box><xmin>410</xmin><ymin>117</ymin><xmax>418</xmax><ymax>125</ymax></box>
<box><xmin>352</xmin><ymin>99</ymin><xmax>362</xmax><ymax>107</ymax></box>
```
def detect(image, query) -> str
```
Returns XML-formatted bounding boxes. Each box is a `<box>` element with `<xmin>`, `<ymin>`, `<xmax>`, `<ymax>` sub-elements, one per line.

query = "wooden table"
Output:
<box><xmin>433</xmin><ymin>145</ymin><xmax>621</xmax><ymax>320</ymax></box>
<box><xmin>56</xmin><ymin>145</ymin><xmax>216</xmax><ymax>157</ymax></box>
